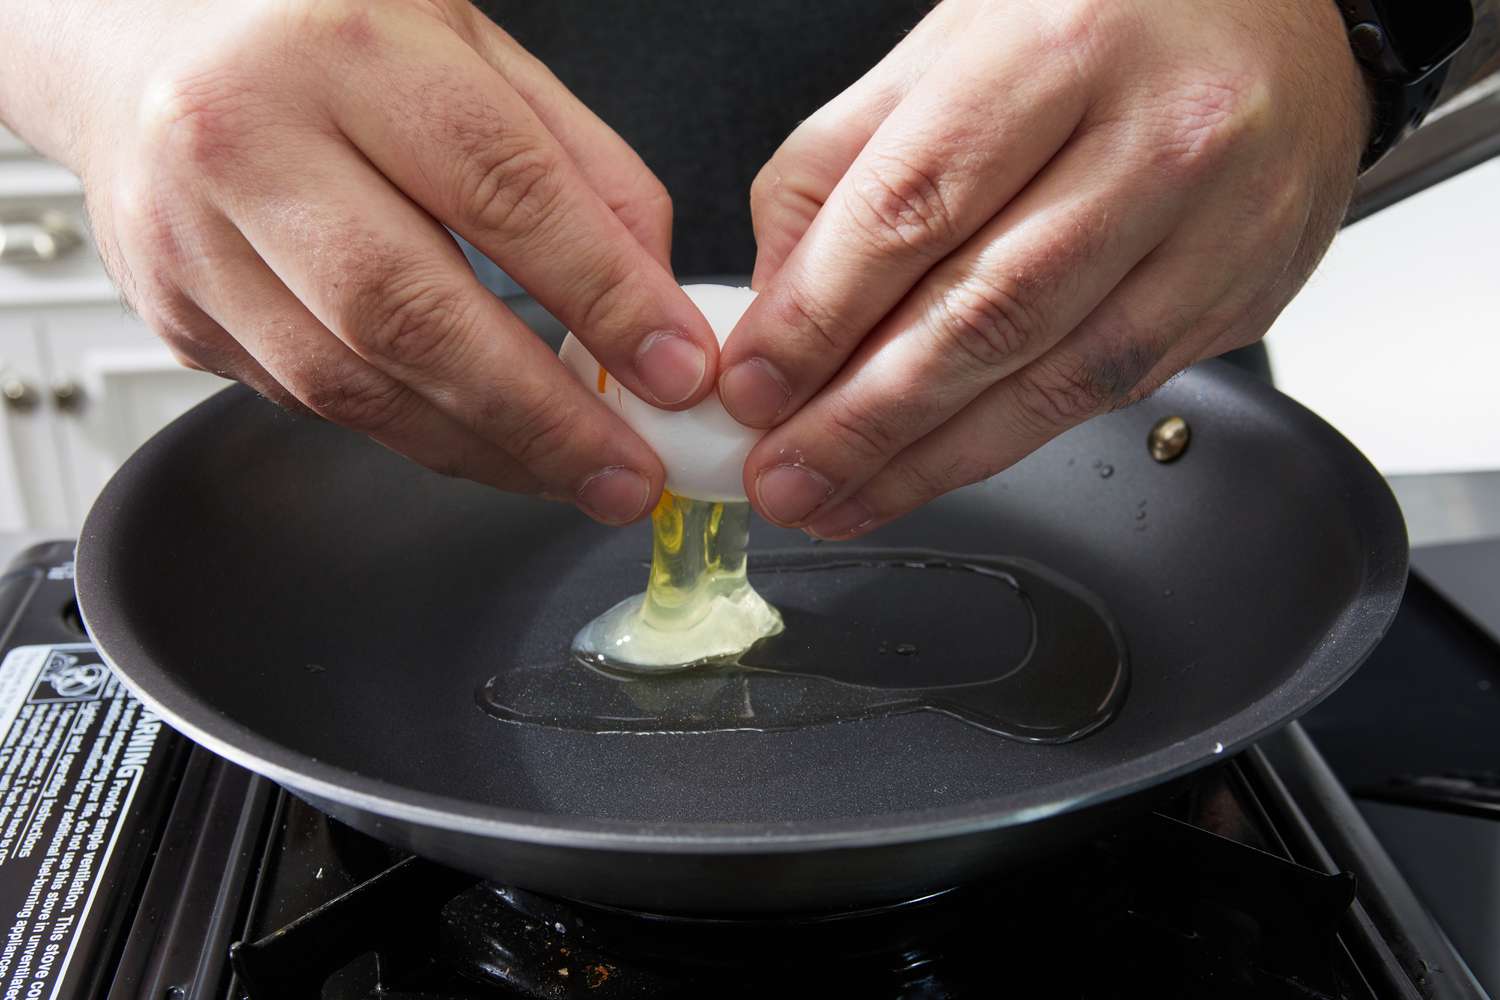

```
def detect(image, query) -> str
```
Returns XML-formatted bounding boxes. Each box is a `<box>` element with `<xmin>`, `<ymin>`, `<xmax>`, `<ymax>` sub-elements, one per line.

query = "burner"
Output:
<box><xmin>438</xmin><ymin>882</ymin><xmax>975</xmax><ymax>997</ymax></box>
<box><xmin>230</xmin><ymin>767</ymin><xmax>1362</xmax><ymax>1000</ymax></box>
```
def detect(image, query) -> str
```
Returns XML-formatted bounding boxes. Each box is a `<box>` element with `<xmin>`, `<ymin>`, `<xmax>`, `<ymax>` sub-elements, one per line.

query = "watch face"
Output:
<box><xmin>1370</xmin><ymin>0</ymin><xmax>1473</xmax><ymax>74</ymax></box>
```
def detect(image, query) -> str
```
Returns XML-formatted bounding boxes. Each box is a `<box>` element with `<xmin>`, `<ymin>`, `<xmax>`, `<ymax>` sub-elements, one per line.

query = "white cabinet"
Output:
<box><xmin>40</xmin><ymin>307</ymin><xmax>226</xmax><ymax>525</ymax></box>
<box><xmin>0</xmin><ymin>314</ymin><xmax>69</xmax><ymax>533</ymax></box>
<box><xmin>0</xmin><ymin>306</ymin><xmax>225</xmax><ymax>533</ymax></box>
<box><xmin>0</xmin><ymin>125</ymin><xmax>228</xmax><ymax>532</ymax></box>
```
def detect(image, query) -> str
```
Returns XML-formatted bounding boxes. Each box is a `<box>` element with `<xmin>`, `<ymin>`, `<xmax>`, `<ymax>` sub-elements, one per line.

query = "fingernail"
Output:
<box><xmin>634</xmin><ymin>331</ymin><xmax>707</xmax><ymax>406</ymax></box>
<box><xmin>576</xmin><ymin>466</ymin><xmax>651</xmax><ymax>525</ymax></box>
<box><xmin>720</xmin><ymin>359</ymin><xmax>791</xmax><ymax>427</ymax></box>
<box><xmin>805</xmin><ymin>498</ymin><xmax>875</xmax><ymax>540</ymax></box>
<box><xmin>756</xmin><ymin>464</ymin><xmax>834</xmax><ymax>526</ymax></box>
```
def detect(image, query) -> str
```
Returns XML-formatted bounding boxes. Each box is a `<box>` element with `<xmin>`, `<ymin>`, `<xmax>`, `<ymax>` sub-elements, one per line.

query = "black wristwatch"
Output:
<box><xmin>1334</xmin><ymin>0</ymin><xmax>1475</xmax><ymax>170</ymax></box>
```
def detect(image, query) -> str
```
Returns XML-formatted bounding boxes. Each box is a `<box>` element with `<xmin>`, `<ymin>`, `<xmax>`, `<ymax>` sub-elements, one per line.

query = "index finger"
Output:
<box><xmin>222</xmin><ymin>143</ymin><xmax>666</xmax><ymax>524</ymax></box>
<box><xmin>327</xmin><ymin>11</ymin><xmax>716</xmax><ymax>409</ymax></box>
<box><xmin>459</xmin><ymin>13</ymin><xmax>676</xmax><ymax>266</ymax></box>
<box><xmin>718</xmin><ymin>32</ymin><xmax>1088</xmax><ymax>428</ymax></box>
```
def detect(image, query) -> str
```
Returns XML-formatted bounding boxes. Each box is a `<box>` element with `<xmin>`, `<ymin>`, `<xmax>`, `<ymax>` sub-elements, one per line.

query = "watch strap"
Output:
<box><xmin>1361</xmin><ymin>63</ymin><xmax>1452</xmax><ymax>171</ymax></box>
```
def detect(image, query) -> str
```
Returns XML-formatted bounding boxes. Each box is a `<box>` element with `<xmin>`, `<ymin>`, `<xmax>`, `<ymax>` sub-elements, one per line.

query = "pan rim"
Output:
<box><xmin>74</xmin><ymin>362</ymin><xmax>1410</xmax><ymax>856</ymax></box>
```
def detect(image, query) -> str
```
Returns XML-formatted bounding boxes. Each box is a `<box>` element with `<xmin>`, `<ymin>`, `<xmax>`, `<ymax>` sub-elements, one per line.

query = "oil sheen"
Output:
<box><xmin>481</xmin><ymin>546</ymin><xmax>1130</xmax><ymax>744</ymax></box>
<box><xmin>570</xmin><ymin>491</ymin><xmax>783</xmax><ymax>671</ymax></box>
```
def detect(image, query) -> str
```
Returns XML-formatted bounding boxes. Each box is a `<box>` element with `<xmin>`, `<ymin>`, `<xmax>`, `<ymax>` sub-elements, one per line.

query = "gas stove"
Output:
<box><xmin>0</xmin><ymin>539</ymin><xmax>1491</xmax><ymax>999</ymax></box>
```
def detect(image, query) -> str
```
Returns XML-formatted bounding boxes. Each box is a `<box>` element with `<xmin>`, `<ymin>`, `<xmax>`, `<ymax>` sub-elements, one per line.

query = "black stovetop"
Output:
<box><xmin>225</xmin><ymin>757</ymin><xmax>1368</xmax><ymax>998</ymax></box>
<box><xmin>0</xmin><ymin>540</ymin><xmax>1491</xmax><ymax>1000</ymax></box>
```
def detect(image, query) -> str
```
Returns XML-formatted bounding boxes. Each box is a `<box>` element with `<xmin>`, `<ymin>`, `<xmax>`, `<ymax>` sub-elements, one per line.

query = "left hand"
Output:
<box><xmin>721</xmin><ymin>0</ymin><xmax>1370</xmax><ymax>538</ymax></box>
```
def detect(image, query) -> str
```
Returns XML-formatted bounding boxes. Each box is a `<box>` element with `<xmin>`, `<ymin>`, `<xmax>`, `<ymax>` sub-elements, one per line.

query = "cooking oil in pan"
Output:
<box><xmin>570</xmin><ymin>491</ymin><xmax>784</xmax><ymax>671</ymax></box>
<box><xmin>479</xmin><ymin>534</ymin><xmax>1129</xmax><ymax>743</ymax></box>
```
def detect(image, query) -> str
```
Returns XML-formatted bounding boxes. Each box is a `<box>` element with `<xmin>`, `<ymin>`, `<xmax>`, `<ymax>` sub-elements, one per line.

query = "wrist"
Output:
<box><xmin>1299</xmin><ymin>0</ymin><xmax>1378</xmax><ymax>172</ymax></box>
<box><xmin>0</xmin><ymin>4</ymin><xmax>139</xmax><ymax>173</ymax></box>
<box><xmin>0</xmin><ymin>6</ymin><xmax>75</xmax><ymax>162</ymax></box>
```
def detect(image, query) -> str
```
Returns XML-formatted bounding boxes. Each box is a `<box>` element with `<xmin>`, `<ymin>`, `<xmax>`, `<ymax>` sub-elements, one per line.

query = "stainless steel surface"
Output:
<box><xmin>1361</xmin><ymin>800</ymin><xmax>1500</xmax><ymax>1000</ymax></box>
<box><xmin>1</xmin><ymin>371</ymin><xmax>38</xmax><ymax>411</ymax></box>
<box><xmin>0</xmin><ymin>210</ymin><xmax>84</xmax><ymax>263</ymax></box>
<box><xmin>1387</xmin><ymin>471</ymin><xmax>1500</xmax><ymax>547</ymax></box>
<box><xmin>1411</xmin><ymin>538</ymin><xmax>1500</xmax><ymax>647</ymax></box>
<box><xmin>50</xmin><ymin>378</ymin><xmax>83</xmax><ymax>412</ymax></box>
<box><xmin>1351</xmin><ymin>80</ymin><xmax>1500</xmax><ymax>224</ymax></box>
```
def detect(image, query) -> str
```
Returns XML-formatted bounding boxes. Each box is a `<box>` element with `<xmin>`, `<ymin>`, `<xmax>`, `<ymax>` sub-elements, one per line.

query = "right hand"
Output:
<box><xmin>28</xmin><ymin>0</ymin><xmax>719</xmax><ymax>524</ymax></box>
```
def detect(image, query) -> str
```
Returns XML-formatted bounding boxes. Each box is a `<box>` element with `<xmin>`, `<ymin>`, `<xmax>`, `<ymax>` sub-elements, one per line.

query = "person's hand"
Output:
<box><xmin>723</xmin><ymin>0</ymin><xmax>1370</xmax><ymax>538</ymax></box>
<box><xmin>4</xmin><ymin>0</ymin><xmax>717</xmax><ymax>525</ymax></box>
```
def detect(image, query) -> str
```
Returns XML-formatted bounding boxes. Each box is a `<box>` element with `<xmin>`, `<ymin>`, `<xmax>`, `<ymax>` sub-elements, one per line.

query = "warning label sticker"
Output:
<box><xmin>0</xmin><ymin>644</ymin><xmax>165</xmax><ymax>998</ymax></box>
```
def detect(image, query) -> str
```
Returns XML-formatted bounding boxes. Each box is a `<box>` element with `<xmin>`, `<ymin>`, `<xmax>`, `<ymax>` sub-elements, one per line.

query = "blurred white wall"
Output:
<box><xmin>1264</xmin><ymin>158</ymin><xmax>1500</xmax><ymax>475</ymax></box>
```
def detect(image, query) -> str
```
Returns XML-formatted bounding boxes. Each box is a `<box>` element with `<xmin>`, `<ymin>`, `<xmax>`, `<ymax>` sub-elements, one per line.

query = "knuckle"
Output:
<box><xmin>599</xmin><ymin>148</ymin><xmax>671</xmax><ymax>213</ymax></box>
<box><xmin>140</xmin><ymin>295</ymin><xmax>211</xmax><ymax>354</ymax></box>
<box><xmin>505</xmin><ymin>402</ymin><xmax>579</xmax><ymax>471</ymax></box>
<box><xmin>622</xmin><ymin>173</ymin><xmax>673</xmax><ymax>237</ymax></box>
<box><xmin>775</xmin><ymin>279</ymin><xmax>849</xmax><ymax>354</ymax></box>
<box><xmin>1012</xmin><ymin>359</ymin><xmax>1112</xmax><ymax>430</ymax></box>
<box><xmin>303</xmin><ymin>0</ymin><xmax>384</xmax><ymax>49</ymax></box>
<box><xmin>635</xmin><ymin>174</ymin><xmax>672</xmax><ymax>218</ymax></box>
<box><xmin>892</xmin><ymin>456</ymin><xmax>962</xmax><ymax>506</ymax></box>
<box><xmin>1084</xmin><ymin>340</ymin><xmax>1161</xmax><ymax>408</ymax></box>
<box><xmin>462</xmin><ymin>136</ymin><xmax>566</xmax><ymax>234</ymax></box>
<box><xmin>1016</xmin><ymin>2</ymin><xmax>1117</xmax><ymax>81</ymax></box>
<box><xmin>932</xmin><ymin>273</ymin><xmax>1045</xmax><ymax>371</ymax></box>
<box><xmin>139</xmin><ymin>59</ymin><xmax>276</xmax><ymax>177</ymax></box>
<box><xmin>844</xmin><ymin>153</ymin><xmax>958</xmax><ymax>257</ymax></box>
<box><xmin>751</xmin><ymin>175</ymin><xmax>822</xmax><ymax>247</ymax></box>
<box><xmin>824</xmin><ymin>398</ymin><xmax>902</xmax><ymax>464</ymax></box>
<box><xmin>604</xmin><ymin>171</ymin><xmax>672</xmax><ymax>254</ymax></box>
<box><xmin>347</xmin><ymin>274</ymin><xmax>469</xmax><ymax>371</ymax></box>
<box><xmin>1155</xmin><ymin>76</ymin><xmax>1273</xmax><ymax>181</ymax></box>
<box><xmin>748</xmin><ymin>162</ymin><xmax>778</xmax><ymax>210</ymax></box>
<box><xmin>1031</xmin><ymin>2</ymin><xmax>1106</xmax><ymax>59</ymax></box>
<box><xmin>574</xmin><ymin>258</ymin><xmax>639</xmax><ymax>340</ymax></box>
<box><xmin>301</xmin><ymin>372</ymin><xmax>412</xmax><ymax>435</ymax></box>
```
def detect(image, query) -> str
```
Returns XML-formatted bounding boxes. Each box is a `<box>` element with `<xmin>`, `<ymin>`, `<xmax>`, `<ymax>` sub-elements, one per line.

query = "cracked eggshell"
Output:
<box><xmin>559</xmin><ymin>284</ymin><xmax>762</xmax><ymax>502</ymax></box>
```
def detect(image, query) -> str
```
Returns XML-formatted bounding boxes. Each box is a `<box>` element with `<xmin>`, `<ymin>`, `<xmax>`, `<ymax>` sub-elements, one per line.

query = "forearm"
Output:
<box><xmin>1436</xmin><ymin>0</ymin><xmax>1500</xmax><ymax>108</ymax></box>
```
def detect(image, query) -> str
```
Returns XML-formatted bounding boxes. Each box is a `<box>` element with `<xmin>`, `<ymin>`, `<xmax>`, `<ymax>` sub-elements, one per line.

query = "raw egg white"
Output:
<box><xmin>559</xmin><ymin>284</ymin><xmax>760</xmax><ymax>502</ymax></box>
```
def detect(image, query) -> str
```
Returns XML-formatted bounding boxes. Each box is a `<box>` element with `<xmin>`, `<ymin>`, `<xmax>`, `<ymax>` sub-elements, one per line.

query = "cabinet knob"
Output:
<box><xmin>51</xmin><ymin>378</ymin><xmax>85</xmax><ymax>412</ymax></box>
<box><xmin>0</xmin><ymin>212</ymin><xmax>84</xmax><ymax>264</ymax></box>
<box><xmin>2</xmin><ymin>374</ymin><xmax>38</xmax><ymax>412</ymax></box>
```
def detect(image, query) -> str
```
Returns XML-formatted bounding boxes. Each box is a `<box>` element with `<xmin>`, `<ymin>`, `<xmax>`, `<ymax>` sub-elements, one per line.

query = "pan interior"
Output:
<box><xmin>478</xmin><ymin>549</ymin><xmax>1130</xmax><ymax>743</ymax></box>
<box><xmin>79</xmin><ymin>355</ymin><xmax>1399</xmax><ymax>834</ymax></box>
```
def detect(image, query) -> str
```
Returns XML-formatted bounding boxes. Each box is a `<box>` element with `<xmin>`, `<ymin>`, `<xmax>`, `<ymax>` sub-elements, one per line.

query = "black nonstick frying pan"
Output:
<box><xmin>75</xmin><ymin>296</ymin><xmax>1408</xmax><ymax>914</ymax></box>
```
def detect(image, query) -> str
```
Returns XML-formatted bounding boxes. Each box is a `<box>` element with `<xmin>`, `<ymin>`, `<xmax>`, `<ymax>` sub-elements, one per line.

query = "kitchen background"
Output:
<box><xmin>2</xmin><ymin>121</ymin><xmax>1497</xmax><ymax>537</ymax></box>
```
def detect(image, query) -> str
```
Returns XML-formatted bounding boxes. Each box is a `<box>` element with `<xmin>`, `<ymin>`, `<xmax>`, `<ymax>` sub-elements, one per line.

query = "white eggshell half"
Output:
<box><xmin>559</xmin><ymin>284</ymin><xmax>761</xmax><ymax>502</ymax></box>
